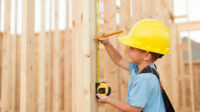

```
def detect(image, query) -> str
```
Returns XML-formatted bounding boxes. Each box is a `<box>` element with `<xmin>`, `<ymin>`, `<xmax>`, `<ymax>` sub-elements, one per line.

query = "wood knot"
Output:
<box><xmin>85</xmin><ymin>54</ymin><xmax>90</xmax><ymax>58</ymax></box>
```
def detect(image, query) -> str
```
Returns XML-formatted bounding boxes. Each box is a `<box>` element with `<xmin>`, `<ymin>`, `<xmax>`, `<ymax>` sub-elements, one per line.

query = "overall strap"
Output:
<box><xmin>140</xmin><ymin>65</ymin><xmax>175</xmax><ymax>112</ymax></box>
<box><xmin>140</xmin><ymin>65</ymin><xmax>160</xmax><ymax>79</ymax></box>
<box><xmin>140</xmin><ymin>65</ymin><xmax>163</xmax><ymax>89</ymax></box>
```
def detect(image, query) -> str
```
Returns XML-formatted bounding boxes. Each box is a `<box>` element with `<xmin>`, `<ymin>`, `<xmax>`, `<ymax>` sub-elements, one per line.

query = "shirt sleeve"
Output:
<box><xmin>128</xmin><ymin>76</ymin><xmax>153</xmax><ymax>108</ymax></box>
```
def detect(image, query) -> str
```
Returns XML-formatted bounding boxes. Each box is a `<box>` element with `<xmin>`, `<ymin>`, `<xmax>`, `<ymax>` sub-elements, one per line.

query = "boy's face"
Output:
<box><xmin>127</xmin><ymin>46</ymin><xmax>147</xmax><ymax>64</ymax></box>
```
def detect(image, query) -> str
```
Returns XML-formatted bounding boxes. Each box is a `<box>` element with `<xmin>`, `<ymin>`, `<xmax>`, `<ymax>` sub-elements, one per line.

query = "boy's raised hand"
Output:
<box><xmin>96</xmin><ymin>33</ymin><xmax>110</xmax><ymax>46</ymax></box>
<box><xmin>98</xmin><ymin>37</ymin><xmax>110</xmax><ymax>46</ymax></box>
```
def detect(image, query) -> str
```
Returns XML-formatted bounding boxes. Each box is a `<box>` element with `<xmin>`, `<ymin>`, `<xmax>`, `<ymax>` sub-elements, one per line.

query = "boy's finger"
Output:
<box><xmin>98</xmin><ymin>38</ymin><xmax>107</xmax><ymax>41</ymax></box>
<box><xmin>97</xmin><ymin>99</ymin><xmax>102</xmax><ymax>102</ymax></box>
<box><xmin>96</xmin><ymin>94</ymin><xmax>100</xmax><ymax>97</ymax></box>
<box><xmin>93</xmin><ymin>38</ymin><xmax>99</xmax><ymax>41</ymax></box>
<box><xmin>96</xmin><ymin>94</ymin><xmax>100</xmax><ymax>98</ymax></box>
<box><xmin>96</xmin><ymin>94</ymin><xmax>102</xmax><ymax>99</ymax></box>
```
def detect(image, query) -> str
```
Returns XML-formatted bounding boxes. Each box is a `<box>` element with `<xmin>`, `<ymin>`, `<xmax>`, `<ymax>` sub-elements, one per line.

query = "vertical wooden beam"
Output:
<box><xmin>141</xmin><ymin>0</ymin><xmax>148</xmax><ymax>18</ymax></box>
<box><xmin>154</xmin><ymin>0</ymin><xmax>162</xmax><ymax>20</ymax></box>
<box><xmin>170</xmin><ymin>24</ymin><xmax>179</xmax><ymax>110</ymax></box>
<box><xmin>46</xmin><ymin>0</ymin><xmax>53</xmax><ymax>111</ymax></box>
<box><xmin>11</xmin><ymin>0</ymin><xmax>18</xmax><ymax>111</ymax></box>
<box><xmin>52</xmin><ymin>0</ymin><xmax>61</xmax><ymax>111</ymax></box>
<box><xmin>20</xmin><ymin>0</ymin><xmax>35</xmax><ymax>111</ymax></box>
<box><xmin>132</xmin><ymin>0</ymin><xmax>142</xmax><ymax>24</ymax></box>
<box><xmin>64</xmin><ymin>0</ymin><xmax>71</xmax><ymax>111</ymax></box>
<box><xmin>0</xmin><ymin>0</ymin><xmax>1</xmax><ymax>28</ymax></box>
<box><xmin>16</xmin><ymin>35</ymin><xmax>21</xmax><ymax>111</ymax></box>
<box><xmin>71</xmin><ymin>0</ymin><xmax>97</xmax><ymax>112</ymax></box>
<box><xmin>98</xmin><ymin>0</ymin><xmax>118</xmax><ymax>112</ymax></box>
<box><xmin>118</xmin><ymin>0</ymin><xmax>131</xmax><ymax>103</ymax></box>
<box><xmin>0</xmin><ymin>0</ymin><xmax>2</xmax><ymax>102</ymax></box>
<box><xmin>0</xmin><ymin>0</ymin><xmax>2</xmax><ymax>27</ymax></box>
<box><xmin>186</xmin><ymin>0</ymin><xmax>195</xmax><ymax>111</ymax></box>
<box><xmin>119</xmin><ymin>0</ymin><xmax>131</xmax><ymax>33</ymax></box>
<box><xmin>148</xmin><ymin>0</ymin><xmax>154</xmax><ymax>18</ymax></box>
<box><xmin>38</xmin><ymin>0</ymin><xmax>46</xmax><ymax>112</ymax></box>
<box><xmin>1</xmin><ymin>0</ymin><xmax>11</xmax><ymax>111</ymax></box>
<box><xmin>169</xmin><ymin>1</ymin><xmax>179</xmax><ymax>109</ymax></box>
<box><xmin>193</xmin><ymin>64</ymin><xmax>200</xmax><ymax>110</ymax></box>
<box><xmin>187</xmin><ymin>22</ymin><xmax>195</xmax><ymax>112</ymax></box>
<box><xmin>177</xmin><ymin>28</ymin><xmax>187</xmax><ymax>108</ymax></box>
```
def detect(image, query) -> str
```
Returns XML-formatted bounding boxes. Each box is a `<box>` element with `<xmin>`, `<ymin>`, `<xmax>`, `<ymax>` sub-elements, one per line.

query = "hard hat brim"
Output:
<box><xmin>118</xmin><ymin>34</ymin><xmax>170</xmax><ymax>54</ymax></box>
<box><xmin>118</xmin><ymin>35</ymin><xmax>146</xmax><ymax>51</ymax></box>
<box><xmin>118</xmin><ymin>35</ymin><xmax>133</xmax><ymax>47</ymax></box>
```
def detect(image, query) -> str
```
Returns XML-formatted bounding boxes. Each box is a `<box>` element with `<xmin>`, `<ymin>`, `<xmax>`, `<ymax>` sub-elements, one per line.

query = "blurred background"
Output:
<box><xmin>0</xmin><ymin>0</ymin><xmax>200</xmax><ymax>112</ymax></box>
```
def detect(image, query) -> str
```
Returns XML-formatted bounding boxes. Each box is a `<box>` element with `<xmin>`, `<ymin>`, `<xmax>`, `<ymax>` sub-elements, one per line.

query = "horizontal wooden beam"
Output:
<box><xmin>184</xmin><ymin>61</ymin><xmax>200</xmax><ymax>64</ymax></box>
<box><xmin>177</xmin><ymin>43</ymin><xmax>188</xmax><ymax>51</ymax></box>
<box><xmin>174</xmin><ymin>15</ymin><xmax>188</xmax><ymax>19</ymax></box>
<box><xmin>176</xmin><ymin>21</ymin><xmax>200</xmax><ymax>32</ymax></box>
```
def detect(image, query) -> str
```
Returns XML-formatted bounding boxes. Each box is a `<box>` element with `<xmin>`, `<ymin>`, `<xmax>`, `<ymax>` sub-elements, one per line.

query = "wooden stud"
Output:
<box><xmin>38</xmin><ymin>0</ymin><xmax>46</xmax><ymax>112</ymax></box>
<box><xmin>186</xmin><ymin>0</ymin><xmax>195</xmax><ymax>111</ymax></box>
<box><xmin>170</xmin><ymin>24</ymin><xmax>180</xmax><ymax>110</ymax></box>
<box><xmin>0</xmin><ymin>3</ymin><xmax>1</xmax><ymax>103</ymax></box>
<box><xmin>71</xmin><ymin>0</ymin><xmax>97</xmax><ymax>112</ymax></box>
<box><xmin>98</xmin><ymin>0</ymin><xmax>118</xmax><ymax>112</ymax></box>
<box><xmin>141</xmin><ymin>0</ymin><xmax>148</xmax><ymax>18</ymax></box>
<box><xmin>1</xmin><ymin>0</ymin><xmax>11</xmax><ymax>111</ymax></box>
<box><xmin>46</xmin><ymin>0</ymin><xmax>53</xmax><ymax>111</ymax></box>
<box><xmin>0</xmin><ymin>0</ymin><xmax>1</xmax><ymax>29</ymax></box>
<box><xmin>187</xmin><ymin>18</ymin><xmax>195</xmax><ymax>112</ymax></box>
<box><xmin>132</xmin><ymin>0</ymin><xmax>142</xmax><ymax>24</ymax></box>
<box><xmin>64</xmin><ymin>0</ymin><xmax>71</xmax><ymax>111</ymax></box>
<box><xmin>177</xmin><ymin>31</ymin><xmax>187</xmax><ymax>107</ymax></box>
<box><xmin>193</xmin><ymin>63</ymin><xmax>200</xmax><ymax>110</ymax></box>
<box><xmin>20</xmin><ymin>0</ymin><xmax>35</xmax><ymax>111</ymax></box>
<box><xmin>52</xmin><ymin>0</ymin><xmax>61</xmax><ymax>111</ymax></box>
<box><xmin>15</xmin><ymin>35</ymin><xmax>21</xmax><ymax>111</ymax></box>
<box><xmin>11</xmin><ymin>0</ymin><xmax>18</xmax><ymax>111</ymax></box>
<box><xmin>148</xmin><ymin>0</ymin><xmax>155</xmax><ymax>18</ymax></box>
<box><xmin>118</xmin><ymin>0</ymin><xmax>131</xmax><ymax>103</ymax></box>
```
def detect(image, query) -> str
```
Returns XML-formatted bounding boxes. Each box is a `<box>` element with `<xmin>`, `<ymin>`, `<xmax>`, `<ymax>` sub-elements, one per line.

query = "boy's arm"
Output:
<box><xmin>108</xmin><ymin>98</ymin><xmax>142</xmax><ymax>112</ymax></box>
<box><xmin>97</xmin><ymin>94</ymin><xmax>142</xmax><ymax>112</ymax></box>
<box><xmin>104</xmin><ymin>42</ymin><xmax>129</xmax><ymax>71</ymax></box>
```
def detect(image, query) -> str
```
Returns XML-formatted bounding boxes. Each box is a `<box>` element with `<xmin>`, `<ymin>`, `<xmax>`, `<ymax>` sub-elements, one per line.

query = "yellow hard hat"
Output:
<box><xmin>118</xmin><ymin>19</ymin><xmax>170</xmax><ymax>54</ymax></box>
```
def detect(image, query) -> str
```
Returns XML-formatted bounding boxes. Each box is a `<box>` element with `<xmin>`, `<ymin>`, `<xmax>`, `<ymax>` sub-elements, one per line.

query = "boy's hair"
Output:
<box><xmin>150</xmin><ymin>52</ymin><xmax>164</xmax><ymax>60</ymax></box>
<box><xmin>138</xmin><ymin>48</ymin><xmax>164</xmax><ymax>60</ymax></box>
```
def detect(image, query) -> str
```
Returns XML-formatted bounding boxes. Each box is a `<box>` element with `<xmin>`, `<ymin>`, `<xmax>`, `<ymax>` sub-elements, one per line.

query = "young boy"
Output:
<box><xmin>96</xmin><ymin>19</ymin><xmax>170</xmax><ymax>112</ymax></box>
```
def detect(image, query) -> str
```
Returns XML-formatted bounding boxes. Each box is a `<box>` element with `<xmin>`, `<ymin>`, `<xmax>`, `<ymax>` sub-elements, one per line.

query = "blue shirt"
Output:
<box><xmin>127</xmin><ymin>63</ymin><xmax>166</xmax><ymax>112</ymax></box>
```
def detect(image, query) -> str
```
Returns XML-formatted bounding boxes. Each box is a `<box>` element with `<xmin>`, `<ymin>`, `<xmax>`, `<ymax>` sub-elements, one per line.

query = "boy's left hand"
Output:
<box><xmin>96</xmin><ymin>94</ymin><xmax>111</xmax><ymax>103</ymax></box>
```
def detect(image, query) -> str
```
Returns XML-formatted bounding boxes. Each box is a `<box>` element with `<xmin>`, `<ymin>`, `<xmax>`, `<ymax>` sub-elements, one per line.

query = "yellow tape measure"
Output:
<box><xmin>96</xmin><ymin>0</ymin><xmax>123</xmax><ymax>98</ymax></box>
<box><xmin>97</xmin><ymin>0</ymin><xmax>100</xmax><ymax>83</ymax></box>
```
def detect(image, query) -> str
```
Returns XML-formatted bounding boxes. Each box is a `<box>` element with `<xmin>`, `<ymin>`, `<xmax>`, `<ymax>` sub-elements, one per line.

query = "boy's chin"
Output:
<box><xmin>127</xmin><ymin>59</ymin><xmax>138</xmax><ymax>64</ymax></box>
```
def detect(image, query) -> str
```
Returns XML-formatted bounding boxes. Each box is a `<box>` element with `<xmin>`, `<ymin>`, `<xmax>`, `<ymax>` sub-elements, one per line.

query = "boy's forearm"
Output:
<box><xmin>107</xmin><ymin>99</ymin><xmax>130</xmax><ymax>112</ymax></box>
<box><xmin>104</xmin><ymin>42</ymin><xmax>122</xmax><ymax>65</ymax></box>
<box><xmin>106</xmin><ymin>98</ymin><xmax>140</xmax><ymax>112</ymax></box>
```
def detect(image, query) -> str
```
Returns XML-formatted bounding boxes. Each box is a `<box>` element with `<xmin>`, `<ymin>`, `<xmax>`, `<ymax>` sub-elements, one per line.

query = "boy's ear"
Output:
<box><xmin>144</xmin><ymin>52</ymin><xmax>153</xmax><ymax>61</ymax></box>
